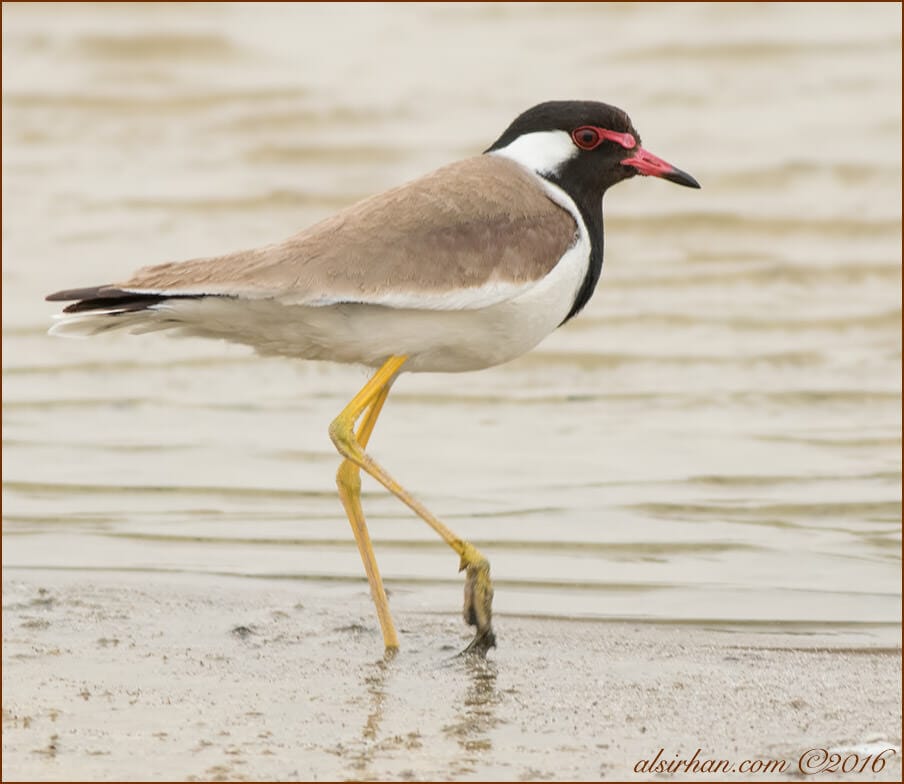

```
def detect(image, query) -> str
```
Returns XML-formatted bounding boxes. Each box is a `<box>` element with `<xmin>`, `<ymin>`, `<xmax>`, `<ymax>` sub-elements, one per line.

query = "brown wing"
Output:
<box><xmin>110</xmin><ymin>155</ymin><xmax>578</xmax><ymax>310</ymax></box>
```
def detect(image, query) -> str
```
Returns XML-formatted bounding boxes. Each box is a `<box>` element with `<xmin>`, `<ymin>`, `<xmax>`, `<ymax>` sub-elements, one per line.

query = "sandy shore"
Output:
<box><xmin>2</xmin><ymin>570</ymin><xmax>900</xmax><ymax>781</ymax></box>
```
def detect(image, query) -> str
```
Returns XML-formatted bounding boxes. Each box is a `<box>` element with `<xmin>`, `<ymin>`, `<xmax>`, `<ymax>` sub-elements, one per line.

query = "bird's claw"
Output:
<box><xmin>460</xmin><ymin>553</ymin><xmax>495</xmax><ymax>655</ymax></box>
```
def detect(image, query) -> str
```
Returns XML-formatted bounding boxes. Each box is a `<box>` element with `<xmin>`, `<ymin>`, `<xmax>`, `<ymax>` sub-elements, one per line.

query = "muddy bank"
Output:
<box><xmin>3</xmin><ymin>570</ymin><xmax>900</xmax><ymax>781</ymax></box>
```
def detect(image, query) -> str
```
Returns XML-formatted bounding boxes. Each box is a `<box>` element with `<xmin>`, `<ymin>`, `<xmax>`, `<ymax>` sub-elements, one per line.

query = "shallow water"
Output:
<box><xmin>2</xmin><ymin>3</ymin><xmax>902</xmax><ymax>644</ymax></box>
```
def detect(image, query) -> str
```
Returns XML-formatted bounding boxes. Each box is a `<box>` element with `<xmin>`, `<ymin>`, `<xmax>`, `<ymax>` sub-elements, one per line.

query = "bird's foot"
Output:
<box><xmin>460</xmin><ymin>547</ymin><xmax>495</xmax><ymax>655</ymax></box>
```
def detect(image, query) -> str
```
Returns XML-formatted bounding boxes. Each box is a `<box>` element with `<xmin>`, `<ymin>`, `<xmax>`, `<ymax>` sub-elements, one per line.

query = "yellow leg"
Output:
<box><xmin>336</xmin><ymin>380</ymin><xmax>399</xmax><ymax>649</ymax></box>
<box><xmin>330</xmin><ymin>356</ymin><xmax>495</xmax><ymax>653</ymax></box>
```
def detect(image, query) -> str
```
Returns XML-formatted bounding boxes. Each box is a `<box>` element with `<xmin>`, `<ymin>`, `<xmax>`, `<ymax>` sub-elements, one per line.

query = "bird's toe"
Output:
<box><xmin>461</xmin><ymin>554</ymin><xmax>495</xmax><ymax>654</ymax></box>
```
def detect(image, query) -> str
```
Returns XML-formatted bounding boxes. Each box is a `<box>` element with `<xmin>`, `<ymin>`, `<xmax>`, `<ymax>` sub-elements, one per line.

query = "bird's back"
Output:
<box><xmin>97</xmin><ymin>156</ymin><xmax>575</xmax><ymax>309</ymax></box>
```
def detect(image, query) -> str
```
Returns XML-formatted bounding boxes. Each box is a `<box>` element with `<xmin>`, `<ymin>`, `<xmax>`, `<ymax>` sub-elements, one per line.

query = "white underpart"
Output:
<box><xmin>275</xmin><ymin>279</ymin><xmax>530</xmax><ymax>311</ymax></box>
<box><xmin>51</xmin><ymin>133</ymin><xmax>592</xmax><ymax>374</ymax></box>
<box><xmin>117</xmin><ymin>277</ymin><xmax>531</xmax><ymax>312</ymax></box>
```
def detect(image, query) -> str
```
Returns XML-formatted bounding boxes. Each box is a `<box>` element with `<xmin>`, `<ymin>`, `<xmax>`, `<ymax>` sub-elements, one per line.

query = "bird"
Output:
<box><xmin>46</xmin><ymin>100</ymin><xmax>699</xmax><ymax>654</ymax></box>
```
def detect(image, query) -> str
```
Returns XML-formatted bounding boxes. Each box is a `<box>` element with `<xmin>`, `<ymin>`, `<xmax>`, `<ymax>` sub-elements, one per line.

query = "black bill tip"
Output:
<box><xmin>663</xmin><ymin>166</ymin><xmax>701</xmax><ymax>189</ymax></box>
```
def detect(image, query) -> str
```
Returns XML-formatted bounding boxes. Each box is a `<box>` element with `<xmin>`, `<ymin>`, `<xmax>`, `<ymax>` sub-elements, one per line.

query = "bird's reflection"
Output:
<box><xmin>348</xmin><ymin>648</ymin><xmax>396</xmax><ymax>776</ymax></box>
<box><xmin>442</xmin><ymin>653</ymin><xmax>502</xmax><ymax>774</ymax></box>
<box><xmin>347</xmin><ymin>646</ymin><xmax>502</xmax><ymax>778</ymax></box>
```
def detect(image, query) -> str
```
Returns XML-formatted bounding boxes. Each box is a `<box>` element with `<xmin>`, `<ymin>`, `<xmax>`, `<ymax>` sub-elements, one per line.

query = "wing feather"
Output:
<box><xmin>113</xmin><ymin>156</ymin><xmax>578</xmax><ymax>311</ymax></box>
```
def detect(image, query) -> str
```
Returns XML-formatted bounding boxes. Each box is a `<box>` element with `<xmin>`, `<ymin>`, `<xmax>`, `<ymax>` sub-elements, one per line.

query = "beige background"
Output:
<box><xmin>2</xmin><ymin>2</ymin><xmax>901</xmax><ymax>780</ymax></box>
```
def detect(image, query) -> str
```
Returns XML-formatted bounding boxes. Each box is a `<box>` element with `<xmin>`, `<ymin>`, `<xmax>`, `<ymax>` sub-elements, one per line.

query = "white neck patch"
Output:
<box><xmin>489</xmin><ymin>129</ymin><xmax>577</xmax><ymax>177</ymax></box>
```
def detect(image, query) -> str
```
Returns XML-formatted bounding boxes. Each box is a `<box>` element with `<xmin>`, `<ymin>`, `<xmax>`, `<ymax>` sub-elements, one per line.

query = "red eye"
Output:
<box><xmin>572</xmin><ymin>126</ymin><xmax>601</xmax><ymax>150</ymax></box>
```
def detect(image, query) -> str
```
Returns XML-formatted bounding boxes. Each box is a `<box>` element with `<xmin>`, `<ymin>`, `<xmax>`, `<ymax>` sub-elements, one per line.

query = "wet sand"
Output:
<box><xmin>3</xmin><ymin>570</ymin><xmax>900</xmax><ymax>781</ymax></box>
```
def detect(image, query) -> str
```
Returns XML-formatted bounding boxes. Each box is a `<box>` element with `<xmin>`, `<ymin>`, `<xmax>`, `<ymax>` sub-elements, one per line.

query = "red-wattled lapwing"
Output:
<box><xmin>47</xmin><ymin>100</ymin><xmax>700</xmax><ymax>653</ymax></box>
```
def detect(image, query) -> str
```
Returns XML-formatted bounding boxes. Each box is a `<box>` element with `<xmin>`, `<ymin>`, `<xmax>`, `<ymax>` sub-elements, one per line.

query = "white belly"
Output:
<box><xmin>52</xmin><ymin>167</ymin><xmax>594</xmax><ymax>374</ymax></box>
<box><xmin>151</xmin><ymin>231</ymin><xmax>588</xmax><ymax>373</ymax></box>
